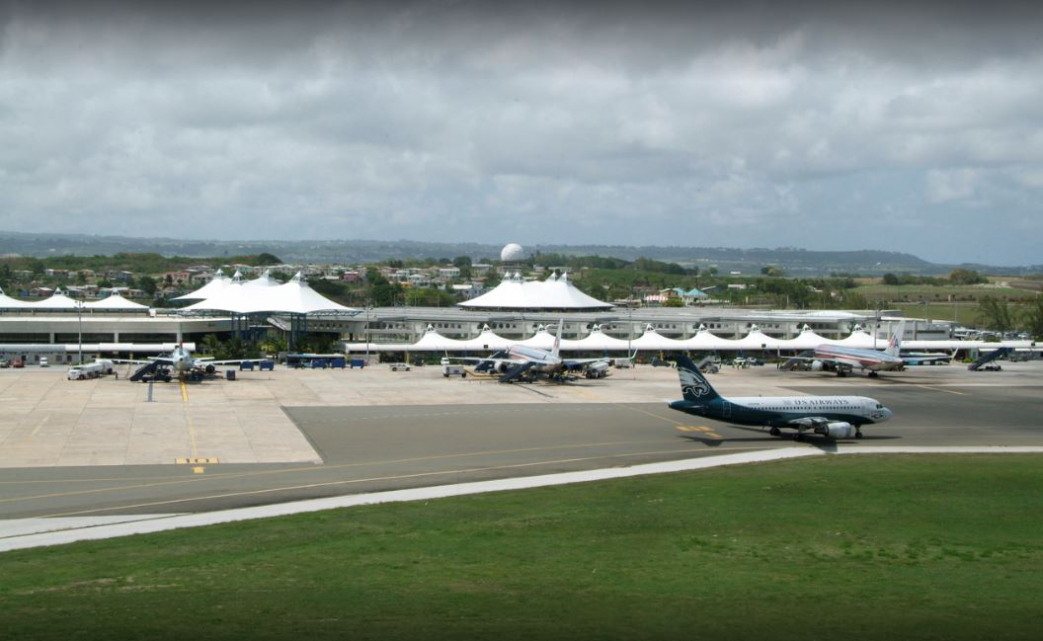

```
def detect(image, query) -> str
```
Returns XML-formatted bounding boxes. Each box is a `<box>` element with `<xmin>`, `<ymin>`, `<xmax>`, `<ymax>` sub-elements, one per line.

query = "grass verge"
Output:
<box><xmin>2</xmin><ymin>455</ymin><xmax>1042</xmax><ymax>640</ymax></box>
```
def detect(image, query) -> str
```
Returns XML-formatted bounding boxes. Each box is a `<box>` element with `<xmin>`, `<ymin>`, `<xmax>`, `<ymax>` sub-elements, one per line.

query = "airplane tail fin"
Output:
<box><xmin>674</xmin><ymin>355</ymin><xmax>721</xmax><ymax>402</ymax></box>
<box><xmin>552</xmin><ymin>317</ymin><xmax>563</xmax><ymax>359</ymax></box>
<box><xmin>885</xmin><ymin>320</ymin><xmax>905</xmax><ymax>357</ymax></box>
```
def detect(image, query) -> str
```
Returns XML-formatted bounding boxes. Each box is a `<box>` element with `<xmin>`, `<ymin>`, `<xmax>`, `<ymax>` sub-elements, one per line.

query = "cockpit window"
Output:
<box><xmin>876</xmin><ymin>403</ymin><xmax>884</xmax><ymax>409</ymax></box>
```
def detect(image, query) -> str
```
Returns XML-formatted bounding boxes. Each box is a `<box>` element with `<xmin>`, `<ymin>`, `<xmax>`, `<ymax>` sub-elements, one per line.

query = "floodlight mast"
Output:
<box><xmin>77</xmin><ymin>300</ymin><xmax>83</xmax><ymax>365</ymax></box>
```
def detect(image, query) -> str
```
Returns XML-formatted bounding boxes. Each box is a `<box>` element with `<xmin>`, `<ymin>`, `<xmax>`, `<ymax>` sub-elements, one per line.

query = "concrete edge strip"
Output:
<box><xmin>3</xmin><ymin>445</ymin><xmax>1043</xmax><ymax>553</ymax></box>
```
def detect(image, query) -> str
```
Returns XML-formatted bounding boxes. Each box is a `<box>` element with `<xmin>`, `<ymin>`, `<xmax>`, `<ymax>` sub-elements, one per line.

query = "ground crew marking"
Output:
<box><xmin>676</xmin><ymin>426</ymin><xmax>722</xmax><ymax>438</ymax></box>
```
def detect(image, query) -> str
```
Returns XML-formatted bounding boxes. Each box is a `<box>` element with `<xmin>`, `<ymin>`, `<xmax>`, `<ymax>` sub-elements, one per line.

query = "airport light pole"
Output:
<box><xmin>365</xmin><ymin>306</ymin><xmax>371</xmax><ymax>365</ymax></box>
<box><xmin>77</xmin><ymin>300</ymin><xmax>83</xmax><ymax>365</ymax></box>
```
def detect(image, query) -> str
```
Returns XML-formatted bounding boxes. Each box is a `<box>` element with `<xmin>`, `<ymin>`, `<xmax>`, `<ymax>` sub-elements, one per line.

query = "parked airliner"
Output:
<box><xmin>791</xmin><ymin>321</ymin><xmax>950</xmax><ymax>377</ymax></box>
<box><xmin>457</xmin><ymin>319</ymin><xmax>615</xmax><ymax>382</ymax></box>
<box><xmin>116</xmin><ymin>344</ymin><xmax>251</xmax><ymax>382</ymax></box>
<box><xmin>668</xmin><ymin>355</ymin><xmax>893</xmax><ymax>439</ymax></box>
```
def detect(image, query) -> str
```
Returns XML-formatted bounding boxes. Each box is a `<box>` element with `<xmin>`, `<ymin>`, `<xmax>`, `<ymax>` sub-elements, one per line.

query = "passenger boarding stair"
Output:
<box><xmin>967</xmin><ymin>347</ymin><xmax>1012</xmax><ymax>371</ymax></box>
<box><xmin>129</xmin><ymin>361</ymin><xmax>160</xmax><ymax>382</ymax></box>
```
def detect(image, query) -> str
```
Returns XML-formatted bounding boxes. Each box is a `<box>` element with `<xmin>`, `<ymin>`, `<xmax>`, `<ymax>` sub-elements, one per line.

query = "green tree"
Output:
<box><xmin>137</xmin><ymin>276</ymin><xmax>158</xmax><ymax>297</ymax></box>
<box><xmin>1022</xmin><ymin>296</ymin><xmax>1043</xmax><ymax>340</ymax></box>
<box><xmin>949</xmin><ymin>268</ymin><xmax>987</xmax><ymax>285</ymax></box>
<box><xmin>199</xmin><ymin>334</ymin><xmax>223</xmax><ymax>358</ymax></box>
<box><xmin>882</xmin><ymin>273</ymin><xmax>900</xmax><ymax>286</ymax></box>
<box><xmin>976</xmin><ymin>295</ymin><xmax>1018</xmax><ymax>333</ymax></box>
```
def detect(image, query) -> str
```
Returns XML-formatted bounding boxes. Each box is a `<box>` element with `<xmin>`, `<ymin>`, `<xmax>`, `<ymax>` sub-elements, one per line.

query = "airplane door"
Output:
<box><xmin>722</xmin><ymin>401</ymin><xmax>731</xmax><ymax>419</ymax></box>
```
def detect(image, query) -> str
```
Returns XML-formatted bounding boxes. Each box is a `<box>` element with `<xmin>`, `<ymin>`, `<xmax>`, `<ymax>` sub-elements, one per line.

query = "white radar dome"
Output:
<box><xmin>500</xmin><ymin>243</ymin><xmax>525</xmax><ymax>262</ymax></box>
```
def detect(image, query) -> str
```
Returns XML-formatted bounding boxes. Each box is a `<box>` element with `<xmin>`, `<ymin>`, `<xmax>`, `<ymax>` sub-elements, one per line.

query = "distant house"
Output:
<box><xmin>164</xmin><ymin>271</ymin><xmax>192</xmax><ymax>286</ymax></box>
<box><xmin>341</xmin><ymin>271</ymin><xmax>363</xmax><ymax>283</ymax></box>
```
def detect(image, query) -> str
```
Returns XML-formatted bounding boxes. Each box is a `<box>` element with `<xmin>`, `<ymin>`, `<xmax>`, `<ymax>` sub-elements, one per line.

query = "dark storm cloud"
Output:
<box><xmin>1</xmin><ymin>1</ymin><xmax>1042</xmax><ymax>264</ymax></box>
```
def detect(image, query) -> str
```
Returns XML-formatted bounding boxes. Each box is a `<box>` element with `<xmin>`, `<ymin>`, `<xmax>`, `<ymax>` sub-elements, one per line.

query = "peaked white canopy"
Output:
<box><xmin>83</xmin><ymin>293</ymin><xmax>149</xmax><ymax>311</ymax></box>
<box><xmin>173</xmin><ymin>269</ymin><xmax>233</xmax><ymax>301</ymax></box>
<box><xmin>32</xmin><ymin>289</ymin><xmax>82</xmax><ymax>310</ymax></box>
<box><xmin>184</xmin><ymin>272</ymin><xmax>356</xmax><ymax>315</ymax></box>
<box><xmin>0</xmin><ymin>287</ymin><xmax>31</xmax><ymax>309</ymax></box>
<box><xmin>459</xmin><ymin>272</ymin><xmax>612</xmax><ymax>311</ymax></box>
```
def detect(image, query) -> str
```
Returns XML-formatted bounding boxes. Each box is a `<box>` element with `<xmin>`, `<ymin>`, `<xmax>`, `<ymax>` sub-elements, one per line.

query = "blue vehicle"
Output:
<box><xmin>668</xmin><ymin>355</ymin><xmax>893</xmax><ymax>440</ymax></box>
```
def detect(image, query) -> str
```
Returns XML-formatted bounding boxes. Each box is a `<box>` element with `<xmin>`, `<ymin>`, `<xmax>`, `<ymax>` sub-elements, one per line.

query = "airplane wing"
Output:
<box><xmin>902</xmin><ymin>353</ymin><xmax>953</xmax><ymax>365</ymax></box>
<box><xmin>787</xmin><ymin>416</ymin><xmax>831</xmax><ymax>428</ymax></box>
<box><xmin>445</xmin><ymin>356</ymin><xmax>526</xmax><ymax>365</ymax></box>
<box><xmin>197</xmin><ymin>359</ymin><xmax>257</xmax><ymax>367</ymax></box>
<box><xmin>111</xmin><ymin>357</ymin><xmax>173</xmax><ymax>366</ymax></box>
<box><xmin>561</xmin><ymin>358</ymin><xmax>611</xmax><ymax>370</ymax></box>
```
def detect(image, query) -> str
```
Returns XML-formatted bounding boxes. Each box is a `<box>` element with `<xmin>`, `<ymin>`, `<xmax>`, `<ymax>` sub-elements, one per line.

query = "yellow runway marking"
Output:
<box><xmin>21</xmin><ymin>415</ymin><xmax>49</xmax><ymax>443</ymax></box>
<box><xmin>916</xmin><ymin>385</ymin><xmax>968</xmax><ymax>396</ymax></box>
<box><xmin>37</xmin><ymin>445</ymin><xmax>784</xmax><ymax>518</ymax></box>
<box><xmin>615</xmin><ymin>403</ymin><xmax>685</xmax><ymax>426</ymax></box>
<box><xmin>193</xmin><ymin>467</ymin><xmax>206</xmax><ymax>474</ymax></box>
<box><xmin>676</xmin><ymin>426</ymin><xmax>722</xmax><ymax>439</ymax></box>
<box><xmin>176</xmin><ymin>458</ymin><xmax>219</xmax><ymax>465</ymax></box>
<box><xmin>0</xmin><ymin>439</ymin><xmax>673</xmax><ymax>504</ymax></box>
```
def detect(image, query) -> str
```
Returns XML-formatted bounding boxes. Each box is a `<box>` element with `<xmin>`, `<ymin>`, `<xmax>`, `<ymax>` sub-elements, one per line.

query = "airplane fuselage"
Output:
<box><xmin>505</xmin><ymin>345</ymin><xmax>563</xmax><ymax>373</ymax></box>
<box><xmin>815</xmin><ymin>345</ymin><xmax>904</xmax><ymax>372</ymax></box>
<box><xmin>670</xmin><ymin>395</ymin><xmax>892</xmax><ymax>428</ymax></box>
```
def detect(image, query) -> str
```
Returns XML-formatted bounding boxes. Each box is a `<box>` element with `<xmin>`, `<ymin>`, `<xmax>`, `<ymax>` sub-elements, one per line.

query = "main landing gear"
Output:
<box><xmin>769</xmin><ymin>427</ymin><xmax>781</xmax><ymax>437</ymax></box>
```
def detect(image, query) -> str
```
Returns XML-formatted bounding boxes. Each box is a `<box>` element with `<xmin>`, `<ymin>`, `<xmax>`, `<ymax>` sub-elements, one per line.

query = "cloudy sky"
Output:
<box><xmin>1</xmin><ymin>1</ymin><xmax>1041</xmax><ymax>265</ymax></box>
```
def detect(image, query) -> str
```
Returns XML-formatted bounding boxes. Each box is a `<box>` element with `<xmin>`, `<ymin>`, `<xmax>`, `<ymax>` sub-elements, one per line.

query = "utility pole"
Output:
<box><xmin>77</xmin><ymin>299</ymin><xmax>83</xmax><ymax>365</ymax></box>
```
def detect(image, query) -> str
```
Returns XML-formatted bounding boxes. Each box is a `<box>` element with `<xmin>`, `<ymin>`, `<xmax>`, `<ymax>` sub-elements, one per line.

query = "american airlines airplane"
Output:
<box><xmin>457</xmin><ymin>320</ymin><xmax>615</xmax><ymax>382</ymax></box>
<box><xmin>669</xmin><ymin>355</ymin><xmax>893</xmax><ymax>440</ymax></box>
<box><xmin>792</xmin><ymin>320</ymin><xmax>950</xmax><ymax>377</ymax></box>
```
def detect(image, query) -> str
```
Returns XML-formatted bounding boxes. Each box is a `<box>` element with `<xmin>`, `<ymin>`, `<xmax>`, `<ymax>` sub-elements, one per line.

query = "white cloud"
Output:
<box><xmin>0</xmin><ymin>2</ymin><xmax>1041</xmax><ymax>264</ymax></box>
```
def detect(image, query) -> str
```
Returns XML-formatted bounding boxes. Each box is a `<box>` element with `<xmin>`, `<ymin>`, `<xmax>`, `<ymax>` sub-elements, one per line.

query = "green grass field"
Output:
<box><xmin>2</xmin><ymin>456</ymin><xmax>1043</xmax><ymax>640</ymax></box>
<box><xmin>891</xmin><ymin>302</ymin><xmax>979</xmax><ymax>325</ymax></box>
<box><xmin>855</xmin><ymin>284</ymin><xmax>1037</xmax><ymax>302</ymax></box>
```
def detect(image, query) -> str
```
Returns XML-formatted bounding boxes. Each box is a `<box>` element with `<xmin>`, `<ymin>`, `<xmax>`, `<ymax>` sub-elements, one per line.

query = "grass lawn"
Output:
<box><xmin>891</xmin><ymin>302</ymin><xmax>979</xmax><ymax>325</ymax></box>
<box><xmin>2</xmin><ymin>455</ymin><xmax>1043</xmax><ymax>640</ymax></box>
<box><xmin>856</xmin><ymin>284</ymin><xmax>1037</xmax><ymax>302</ymax></box>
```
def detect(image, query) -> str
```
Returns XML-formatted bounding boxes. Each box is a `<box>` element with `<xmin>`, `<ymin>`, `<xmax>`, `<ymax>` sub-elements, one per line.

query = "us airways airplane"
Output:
<box><xmin>669</xmin><ymin>355</ymin><xmax>893</xmax><ymax>440</ymax></box>
<box><xmin>457</xmin><ymin>320</ymin><xmax>616</xmax><ymax>383</ymax></box>
<box><xmin>792</xmin><ymin>320</ymin><xmax>950</xmax><ymax>377</ymax></box>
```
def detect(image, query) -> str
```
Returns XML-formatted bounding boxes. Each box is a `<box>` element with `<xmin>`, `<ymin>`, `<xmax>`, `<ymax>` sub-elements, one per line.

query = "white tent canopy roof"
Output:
<box><xmin>0</xmin><ymin>287</ymin><xmax>32</xmax><ymax>309</ymax></box>
<box><xmin>83</xmin><ymin>293</ymin><xmax>149</xmax><ymax>310</ymax></box>
<box><xmin>32</xmin><ymin>289</ymin><xmax>82</xmax><ymax>310</ymax></box>
<box><xmin>343</xmin><ymin>325</ymin><xmax>1039</xmax><ymax>354</ymax></box>
<box><xmin>459</xmin><ymin>272</ymin><xmax>612</xmax><ymax>310</ymax></box>
<box><xmin>184</xmin><ymin>272</ymin><xmax>356</xmax><ymax>315</ymax></box>
<box><xmin>173</xmin><ymin>269</ymin><xmax>234</xmax><ymax>301</ymax></box>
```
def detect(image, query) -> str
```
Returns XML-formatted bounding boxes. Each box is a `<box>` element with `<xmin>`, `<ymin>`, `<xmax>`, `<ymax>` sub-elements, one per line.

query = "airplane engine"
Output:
<box><xmin>496</xmin><ymin>362</ymin><xmax>510</xmax><ymax>374</ymax></box>
<box><xmin>816</xmin><ymin>421</ymin><xmax>856</xmax><ymax>439</ymax></box>
<box><xmin>205</xmin><ymin>364</ymin><xmax>216</xmax><ymax>374</ymax></box>
<box><xmin>810</xmin><ymin>360</ymin><xmax>824</xmax><ymax>371</ymax></box>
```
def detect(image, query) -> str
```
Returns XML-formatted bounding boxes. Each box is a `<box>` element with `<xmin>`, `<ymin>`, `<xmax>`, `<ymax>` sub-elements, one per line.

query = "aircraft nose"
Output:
<box><xmin>884</xmin><ymin>408</ymin><xmax>894</xmax><ymax>422</ymax></box>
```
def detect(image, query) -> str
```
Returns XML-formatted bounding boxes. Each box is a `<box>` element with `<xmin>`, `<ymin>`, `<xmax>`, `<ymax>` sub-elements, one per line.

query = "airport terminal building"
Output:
<box><xmin>0</xmin><ymin>272</ymin><xmax>962</xmax><ymax>364</ymax></box>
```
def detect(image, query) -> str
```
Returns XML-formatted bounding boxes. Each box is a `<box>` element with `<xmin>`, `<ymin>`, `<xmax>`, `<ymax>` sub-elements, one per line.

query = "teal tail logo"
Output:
<box><xmin>675</xmin><ymin>356</ymin><xmax>719</xmax><ymax>401</ymax></box>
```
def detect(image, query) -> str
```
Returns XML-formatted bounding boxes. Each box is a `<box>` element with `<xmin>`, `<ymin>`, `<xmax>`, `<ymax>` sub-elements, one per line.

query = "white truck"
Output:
<box><xmin>440</xmin><ymin>357</ymin><xmax>467</xmax><ymax>378</ymax></box>
<box><xmin>67</xmin><ymin>359</ymin><xmax>115</xmax><ymax>380</ymax></box>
